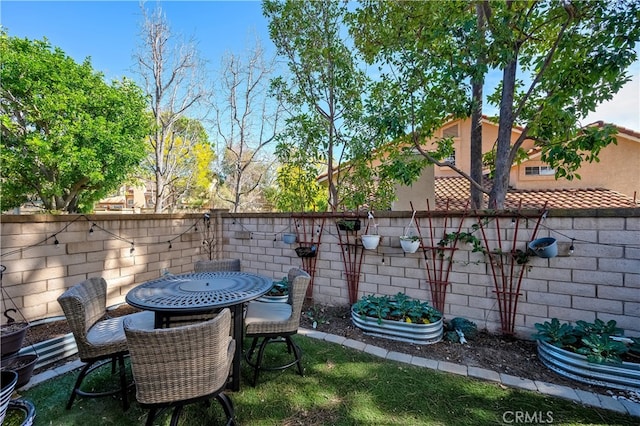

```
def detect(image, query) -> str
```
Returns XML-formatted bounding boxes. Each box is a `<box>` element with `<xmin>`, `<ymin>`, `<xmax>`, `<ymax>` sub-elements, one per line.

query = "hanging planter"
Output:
<box><xmin>282</xmin><ymin>233</ymin><xmax>297</xmax><ymax>244</ymax></box>
<box><xmin>295</xmin><ymin>245</ymin><xmax>317</xmax><ymax>258</ymax></box>
<box><xmin>1</xmin><ymin>354</ymin><xmax>38</xmax><ymax>389</ymax></box>
<box><xmin>400</xmin><ymin>210</ymin><xmax>421</xmax><ymax>254</ymax></box>
<box><xmin>1</xmin><ymin>322</ymin><xmax>29</xmax><ymax>358</ymax></box>
<box><xmin>399</xmin><ymin>236</ymin><xmax>420</xmax><ymax>253</ymax></box>
<box><xmin>528</xmin><ymin>237</ymin><xmax>558</xmax><ymax>258</ymax></box>
<box><xmin>361</xmin><ymin>235</ymin><xmax>381</xmax><ymax>250</ymax></box>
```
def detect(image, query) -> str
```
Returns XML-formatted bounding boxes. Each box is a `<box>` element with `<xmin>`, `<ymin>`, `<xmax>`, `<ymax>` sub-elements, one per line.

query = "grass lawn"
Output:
<box><xmin>16</xmin><ymin>335</ymin><xmax>638</xmax><ymax>425</ymax></box>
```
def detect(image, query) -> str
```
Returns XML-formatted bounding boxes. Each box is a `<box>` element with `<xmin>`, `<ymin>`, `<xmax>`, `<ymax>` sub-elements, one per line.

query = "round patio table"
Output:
<box><xmin>126</xmin><ymin>271</ymin><xmax>273</xmax><ymax>391</ymax></box>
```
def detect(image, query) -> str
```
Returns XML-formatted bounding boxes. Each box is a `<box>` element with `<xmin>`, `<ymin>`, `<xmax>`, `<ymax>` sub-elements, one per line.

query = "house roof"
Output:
<box><xmin>434</xmin><ymin>176</ymin><xmax>639</xmax><ymax>210</ymax></box>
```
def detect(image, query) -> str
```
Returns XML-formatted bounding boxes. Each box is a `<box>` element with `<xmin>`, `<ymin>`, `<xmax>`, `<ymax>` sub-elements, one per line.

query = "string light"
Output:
<box><xmin>89</xmin><ymin>224</ymin><xmax>95</xmax><ymax>234</ymax></box>
<box><xmin>569</xmin><ymin>239</ymin><xmax>575</xmax><ymax>255</ymax></box>
<box><xmin>130</xmin><ymin>243</ymin><xmax>135</xmax><ymax>254</ymax></box>
<box><xmin>53</xmin><ymin>236</ymin><xmax>59</xmax><ymax>246</ymax></box>
<box><xmin>168</xmin><ymin>241</ymin><xmax>172</xmax><ymax>250</ymax></box>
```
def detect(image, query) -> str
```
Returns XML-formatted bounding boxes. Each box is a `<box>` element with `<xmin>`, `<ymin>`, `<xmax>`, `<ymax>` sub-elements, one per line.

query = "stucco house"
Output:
<box><xmin>366</xmin><ymin>117</ymin><xmax>639</xmax><ymax>210</ymax></box>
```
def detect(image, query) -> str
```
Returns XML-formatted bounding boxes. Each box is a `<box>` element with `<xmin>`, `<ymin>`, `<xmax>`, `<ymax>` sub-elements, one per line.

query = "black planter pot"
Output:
<box><xmin>1</xmin><ymin>323</ymin><xmax>29</xmax><ymax>358</ymax></box>
<box><xmin>295</xmin><ymin>245</ymin><xmax>317</xmax><ymax>258</ymax></box>
<box><xmin>1</xmin><ymin>354</ymin><xmax>39</xmax><ymax>388</ymax></box>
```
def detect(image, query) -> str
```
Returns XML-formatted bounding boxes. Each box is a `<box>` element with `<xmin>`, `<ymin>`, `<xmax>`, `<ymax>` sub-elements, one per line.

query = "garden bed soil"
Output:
<box><xmin>19</xmin><ymin>303</ymin><xmax>640</xmax><ymax>403</ymax></box>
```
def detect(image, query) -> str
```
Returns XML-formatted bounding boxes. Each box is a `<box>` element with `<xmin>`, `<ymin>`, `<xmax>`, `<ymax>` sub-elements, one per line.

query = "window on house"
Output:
<box><xmin>442</xmin><ymin>124</ymin><xmax>459</xmax><ymax>138</ymax></box>
<box><xmin>443</xmin><ymin>150</ymin><xmax>456</xmax><ymax>166</ymax></box>
<box><xmin>525</xmin><ymin>166</ymin><xmax>555</xmax><ymax>176</ymax></box>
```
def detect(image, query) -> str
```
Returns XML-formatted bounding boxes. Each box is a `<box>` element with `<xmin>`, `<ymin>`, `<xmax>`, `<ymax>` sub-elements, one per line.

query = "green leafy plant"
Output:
<box><xmin>444</xmin><ymin>317</ymin><xmax>478</xmax><ymax>343</ymax></box>
<box><xmin>352</xmin><ymin>293</ymin><xmax>441</xmax><ymax>325</ymax></box>
<box><xmin>532</xmin><ymin>318</ymin><xmax>577</xmax><ymax>348</ymax></box>
<box><xmin>533</xmin><ymin>318</ymin><xmax>637</xmax><ymax>365</ymax></box>
<box><xmin>305</xmin><ymin>305</ymin><xmax>329</xmax><ymax>329</ymax></box>
<box><xmin>400</xmin><ymin>235</ymin><xmax>420</xmax><ymax>242</ymax></box>
<box><xmin>576</xmin><ymin>334</ymin><xmax>628</xmax><ymax>364</ymax></box>
<box><xmin>437</xmin><ymin>231</ymin><xmax>485</xmax><ymax>257</ymax></box>
<box><xmin>267</xmin><ymin>277</ymin><xmax>288</xmax><ymax>297</ymax></box>
<box><xmin>574</xmin><ymin>319</ymin><xmax>623</xmax><ymax>338</ymax></box>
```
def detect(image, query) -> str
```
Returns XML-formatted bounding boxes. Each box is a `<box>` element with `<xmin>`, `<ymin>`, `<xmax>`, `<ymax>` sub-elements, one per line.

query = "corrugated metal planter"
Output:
<box><xmin>537</xmin><ymin>340</ymin><xmax>640</xmax><ymax>391</ymax></box>
<box><xmin>351</xmin><ymin>307</ymin><xmax>443</xmax><ymax>345</ymax></box>
<box><xmin>18</xmin><ymin>333</ymin><xmax>77</xmax><ymax>371</ymax></box>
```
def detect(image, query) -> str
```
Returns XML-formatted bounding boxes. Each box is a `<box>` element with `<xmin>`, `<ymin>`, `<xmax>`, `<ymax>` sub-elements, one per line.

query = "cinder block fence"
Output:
<box><xmin>1</xmin><ymin>208</ymin><xmax>638</xmax><ymax>338</ymax></box>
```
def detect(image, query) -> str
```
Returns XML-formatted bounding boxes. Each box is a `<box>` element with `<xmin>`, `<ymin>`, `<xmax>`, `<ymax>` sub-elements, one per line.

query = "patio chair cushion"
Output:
<box><xmin>86</xmin><ymin>311</ymin><xmax>154</xmax><ymax>347</ymax></box>
<box><xmin>244</xmin><ymin>302</ymin><xmax>292</xmax><ymax>327</ymax></box>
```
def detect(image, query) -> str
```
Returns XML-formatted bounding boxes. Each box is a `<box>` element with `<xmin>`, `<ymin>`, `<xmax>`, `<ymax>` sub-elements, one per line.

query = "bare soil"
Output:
<box><xmin>19</xmin><ymin>303</ymin><xmax>640</xmax><ymax>403</ymax></box>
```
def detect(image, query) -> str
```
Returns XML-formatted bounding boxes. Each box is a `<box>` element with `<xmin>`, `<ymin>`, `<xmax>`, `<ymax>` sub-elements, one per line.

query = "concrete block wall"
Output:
<box><xmin>1</xmin><ymin>208</ymin><xmax>638</xmax><ymax>339</ymax></box>
<box><xmin>222</xmin><ymin>210</ymin><xmax>640</xmax><ymax>338</ymax></box>
<box><xmin>0</xmin><ymin>213</ymin><xmax>209</xmax><ymax>321</ymax></box>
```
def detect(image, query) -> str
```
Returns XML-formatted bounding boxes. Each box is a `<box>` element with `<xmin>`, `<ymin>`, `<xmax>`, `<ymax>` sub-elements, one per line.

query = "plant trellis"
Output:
<box><xmin>413</xmin><ymin>199</ymin><xmax>477</xmax><ymax>314</ymax></box>
<box><xmin>476</xmin><ymin>202</ymin><xmax>548</xmax><ymax>335</ymax></box>
<box><xmin>335</xmin><ymin>215</ymin><xmax>367</xmax><ymax>305</ymax></box>
<box><xmin>292</xmin><ymin>214</ymin><xmax>325</xmax><ymax>300</ymax></box>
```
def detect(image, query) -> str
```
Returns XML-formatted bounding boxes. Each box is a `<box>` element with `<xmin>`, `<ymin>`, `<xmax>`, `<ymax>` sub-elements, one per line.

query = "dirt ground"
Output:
<box><xmin>22</xmin><ymin>303</ymin><xmax>639</xmax><ymax>403</ymax></box>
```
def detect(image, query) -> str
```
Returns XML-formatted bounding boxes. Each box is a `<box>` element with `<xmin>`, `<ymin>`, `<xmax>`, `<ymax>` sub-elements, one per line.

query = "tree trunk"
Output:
<box><xmin>470</xmin><ymin>3</ymin><xmax>486</xmax><ymax>209</ymax></box>
<box><xmin>489</xmin><ymin>58</ymin><xmax>518</xmax><ymax>209</ymax></box>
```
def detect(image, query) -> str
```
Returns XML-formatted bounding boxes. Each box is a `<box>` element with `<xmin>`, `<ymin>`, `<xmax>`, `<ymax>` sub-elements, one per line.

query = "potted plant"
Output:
<box><xmin>1</xmin><ymin>320</ymin><xmax>29</xmax><ymax>359</ymax></box>
<box><xmin>533</xmin><ymin>318</ymin><xmax>640</xmax><ymax>391</ymax></box>
<box><xmin>351</xmin><ymin>293</ymin><xmax>443</xmax><ymax>345</ymax></box>
<box><xmin>282</xmin><ymin>233</ymin><xmax>297</xmax><ymax>244</ymax></box>
<box><xmin>258</xmin><ymin>277</ymin><xmax>289</xmax><ymax>303</ymax></box>
<box><xmin>360</xmin><ymin>212</ymin><xmax>381</xmax><ymax>250</ymax></box>
<box><xmin>528</xmin><ymin>237</ymin><xmax>558</xmax><ymax>258</ymax></box>
<box><xmin>399</xmin><ymin>235</ymin><xmax>421</xmax><ymax>253</ymax></box>
<box><xmin>295</xmin><ymin>244</ymin><xmax>317</xmax><ymax>258</ymax></box>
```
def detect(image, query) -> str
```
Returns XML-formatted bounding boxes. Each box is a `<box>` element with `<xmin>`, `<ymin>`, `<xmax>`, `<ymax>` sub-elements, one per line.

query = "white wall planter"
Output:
<box><xmin>537</xmin><ymin>340</ymin><xmax>640</xmax><ymax>391</ymax></box>
<box><xmin>351</xmin><ymin>307</ymin><xmax>443</xmax><ymax>345</ymax></box>
<box><xmin>361</xmin><ymin>235</ymin><xmax>381</xmax><ymax>250</ymax></box>
<box><xmin>399</xmin><ymin>237</ymin><xmax>420</xmax><ymax>254</ymax></box>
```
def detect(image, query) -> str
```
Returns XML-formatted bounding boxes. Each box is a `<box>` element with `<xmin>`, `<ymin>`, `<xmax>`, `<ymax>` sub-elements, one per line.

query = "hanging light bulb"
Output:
<box><xmin>510</xmin><ymin>217</ymin><xmax>516</xmax><ymax>227</ymax></box>
<box><xmin>569</xmin><ymin>239</ymin><xmax>575</xmax><ymax>255</ymax></box>
<box><xmin>54</xmin><ymin>236</ymin><xmax>60</xmax><ymax>246</ymax></box>
<box><xmin>130</xmin><ymin>243</ymin><xmax>135</xmax><ymax>254</ymax></box>
<box><xmin>168</xmin><ymin>241</ymin><xmax>172</xmax><ymax>250</ymax></box>
<box><xmin>89</xmin><ymin>224</ymin><xmax>95</xmax><ymax>235</ymax></box>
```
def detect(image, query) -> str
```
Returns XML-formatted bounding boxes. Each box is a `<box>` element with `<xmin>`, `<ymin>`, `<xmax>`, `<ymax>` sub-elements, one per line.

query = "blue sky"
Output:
<box><xmin>2</xmin><ymin>1</ymin><xmax>639</xmax><ymax>131</ymax></box>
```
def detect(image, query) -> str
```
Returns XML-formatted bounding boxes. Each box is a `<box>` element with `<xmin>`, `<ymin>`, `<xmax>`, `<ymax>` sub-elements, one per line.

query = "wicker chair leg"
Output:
<box><xmin>216</xmin><ymin>393</ymin><xmax>235</xmax><ymax>426</ymax></box>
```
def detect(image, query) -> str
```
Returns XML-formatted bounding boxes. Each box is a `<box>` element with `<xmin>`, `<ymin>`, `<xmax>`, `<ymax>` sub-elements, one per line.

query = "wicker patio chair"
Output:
<box><xmin>243</xmin><ymin>268</ymin><xmax>311</xmax><ymax>386</ymax></box>
<box><xmin>194</xmin><ymin>258</ymin><xmax>241</xmax><ymax>272</ymax></box>
<box><xmin>124</xmin><ymin>308</ymin><xmax>236</xmax><ymax>426</ymax></box>
<box><xmin>57</xmin><ymin>277</ymin><xmax>154</xmax><ymax>410</ymax></box>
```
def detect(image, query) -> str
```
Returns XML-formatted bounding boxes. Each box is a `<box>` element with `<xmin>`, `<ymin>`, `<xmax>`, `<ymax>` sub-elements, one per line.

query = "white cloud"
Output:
<box><xmin>584</xmin><ymin>63</ymin><xmax>640</xmax><ymax>132</ymax></box>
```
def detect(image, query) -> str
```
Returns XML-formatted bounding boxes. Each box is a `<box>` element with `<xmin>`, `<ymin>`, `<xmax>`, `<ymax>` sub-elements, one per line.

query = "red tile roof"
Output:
<box><xmin>434</xmin><ymin>177</ymin><xmax>639</xmax><ymax>210</ymax></box>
